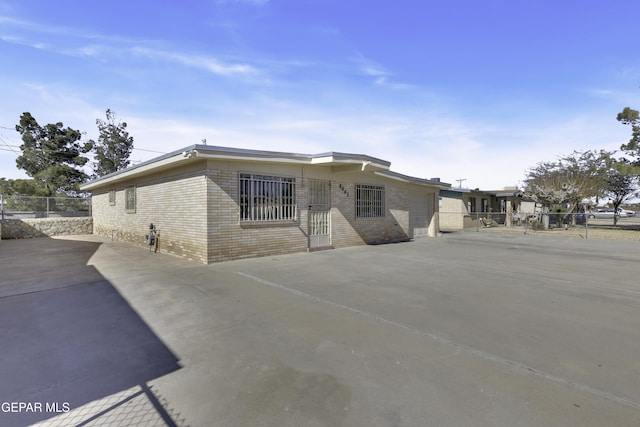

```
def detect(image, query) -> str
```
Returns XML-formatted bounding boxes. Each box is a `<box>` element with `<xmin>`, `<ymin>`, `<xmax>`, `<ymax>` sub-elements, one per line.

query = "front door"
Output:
<box><xmin>308</xmin><ymin>180</ymin><xmax>331</xmax><ymax>249</ymax></box>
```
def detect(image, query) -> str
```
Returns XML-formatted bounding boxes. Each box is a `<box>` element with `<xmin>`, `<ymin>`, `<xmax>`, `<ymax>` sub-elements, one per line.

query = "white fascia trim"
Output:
<box><xmin>311</xmin><ymin>156</ymin><xmax>389</xmax><ymax>170</ymax></box>
<box><xmin>195</xmin><ymin>152</ymin><xmax>312</xmax><ymax>165</ymax></box>
<box><xmin>309</xmin><ymin>155</ymin><xmax>336</xmax><ymax>164</ymax></box>
<box><xmin>374</xmin><ymin>171</ymin><xmax>442</xmax><ymax>188</ymax></box>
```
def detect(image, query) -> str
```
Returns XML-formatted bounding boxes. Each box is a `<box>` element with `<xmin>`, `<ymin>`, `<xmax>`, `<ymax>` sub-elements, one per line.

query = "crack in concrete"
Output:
<box><xmin>236</xmin><ymin>271</ymin><xmax>640</xmax><ymax>411</ymax></box>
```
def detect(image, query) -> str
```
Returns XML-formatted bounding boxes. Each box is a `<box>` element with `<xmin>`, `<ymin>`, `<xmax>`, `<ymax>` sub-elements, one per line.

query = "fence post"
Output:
<box><xmin>46</xmin><ymin>197</ymin><xmax>50</xmax><ymax>218</ymax></box>
<box><xmin>1</xmin><ymin>194</ymin><xmax>3</xmax><ymax>220</ymax></box>
<box><xmin>585</xmin><ymin>214</ymin><xmax>589</xmax><ymax>239</ymax></box>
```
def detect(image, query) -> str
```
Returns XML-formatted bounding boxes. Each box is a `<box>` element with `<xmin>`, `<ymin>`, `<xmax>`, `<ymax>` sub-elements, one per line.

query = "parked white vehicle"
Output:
<box><xmin>587</xmin><ymin>208</ymin><xmax>635</xmax><ymax>219</ymax></box>
<box><xmin>620</xmin><ymin>208</ymin><xmax>636</xmax><ymax>217</ymax></box>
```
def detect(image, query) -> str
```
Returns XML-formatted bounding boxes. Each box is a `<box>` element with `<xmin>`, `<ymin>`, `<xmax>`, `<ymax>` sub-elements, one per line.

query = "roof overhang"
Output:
<box><xmin>80</xmin><ymin>151</ymin><xmax>190</xmax><ymax>190</ymax></box>
<box><xmin>80</xmin><ymin>145</ymin><xmax>393</xmax><ymax>191</ymax></box>
<box><xmin>375</xmin><ymin>171</ymin><xmax>451</xmax><ymax>188</ymax></box>
<box><xmin>310</xmin><ymin>152</ymin><xmax>390</xmax><ymax>172</ymax></box>
<box><xmin>493</xmin><ymin>191</ymin><xmax>524</xmax><ymax>198</ymax></box>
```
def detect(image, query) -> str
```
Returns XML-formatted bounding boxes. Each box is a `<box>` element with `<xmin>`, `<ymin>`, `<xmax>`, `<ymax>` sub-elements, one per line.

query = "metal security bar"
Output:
<box><xmin>309</xmin><ymin>179</ymin><xmax>330</xmax><ymax>206</ymax></box>
<box><xmin>355</xmin><ymin>184</ymin><xmax>384</xmax><ymax>218</ymax></box>
<box><xmin>239</xmin><ymin>173</ymin><xmax>296</xmax><ymax>221</ymax></box>
<box><xmin>309</xmin><ymin>210</ymin><xmax>329</xmax><ymax>236</ymax></box>
<box><xmin>308</xmin><ymin>180</ymin><xmax>331</xmax><ymax>241</ymax></box>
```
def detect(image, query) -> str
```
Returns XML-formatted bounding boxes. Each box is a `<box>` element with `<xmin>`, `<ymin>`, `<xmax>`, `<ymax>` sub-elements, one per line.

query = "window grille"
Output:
<box><xmin>125</xmin><ymin>186</ymin><xmax>136</xmax><ymax>213</ymax></box>
<box><xmin>356</xmin><ymin>184</ymin><xmax>384</xmax><ymax>218</ymax></box>
<box><xmin>239</xmin><ymin>173</ymin><xmax>296</xmax><ymax>221</ymax></box>
<box><xmin>109</xmin><ymin>189</ymin><xmax>116</xmax><ymax>206</ymax></box>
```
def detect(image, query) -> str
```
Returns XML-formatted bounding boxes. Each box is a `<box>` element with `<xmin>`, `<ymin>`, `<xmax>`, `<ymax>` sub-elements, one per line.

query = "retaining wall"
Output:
<box><xmin>0</xmin><ymin>217</ymin><xmax>93</xmax><ymax>239</ymax></box>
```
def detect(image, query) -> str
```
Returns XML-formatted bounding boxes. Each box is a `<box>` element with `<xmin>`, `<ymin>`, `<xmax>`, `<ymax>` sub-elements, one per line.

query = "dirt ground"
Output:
<box><xmin>472</xmin><ymin>218</ymin><xmax>640</xmax><ymax>241</ymax></box>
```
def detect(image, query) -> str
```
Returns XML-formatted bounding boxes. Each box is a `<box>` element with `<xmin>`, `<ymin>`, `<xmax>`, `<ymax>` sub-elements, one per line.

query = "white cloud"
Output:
<box><xmin>125</xmin><ymin>103</ymin><xmax>633</xmax><ymax>192</ymax></box>
<box><xmin>129</xmin><ymin>47</ymin><xmax>258</xmax><ymax>77</ymax></box>
<box><xmin>0</xmin><ymin>15</ymin><xmax>260</xmax><ymax>79</ymax></box>
<box><xmin>352</xmin><ymin>53</ymin><xmax>412</xmax><ymax>89</ymax></box>
<box><xmin>1</xmin><ymin>74</ymin><xmax>632</xmax><ymax>194</ymax></box>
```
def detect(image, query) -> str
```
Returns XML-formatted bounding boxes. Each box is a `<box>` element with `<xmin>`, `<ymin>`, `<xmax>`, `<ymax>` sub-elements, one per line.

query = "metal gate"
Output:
<box><xmin>308</xmin><ymin>180</ymin><xmax>331</xmax><ymax>249</ymax></box>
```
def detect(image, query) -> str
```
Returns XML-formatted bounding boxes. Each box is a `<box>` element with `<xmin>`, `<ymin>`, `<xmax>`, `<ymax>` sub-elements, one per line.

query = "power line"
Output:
<box><xmin>133</xmin><ymin>147</ymin><xmax>166</xmax><ymax>154</ymax></box>
<box><xmin>0</xmin><ymin>137</ymin><xmax>20</xmax><ymax>155</ymax></box>
<box><xmin>0</xmin><ymin>143</ymin><xmax>166</xmax><ymax>155</ymax></box>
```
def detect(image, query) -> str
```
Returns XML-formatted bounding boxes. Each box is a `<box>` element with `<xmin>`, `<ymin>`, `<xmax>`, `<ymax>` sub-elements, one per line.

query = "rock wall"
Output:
<box><xmin>0</xmin><ymin>218</ymin><xmax>93</xmax><ymax>239</ymax></box>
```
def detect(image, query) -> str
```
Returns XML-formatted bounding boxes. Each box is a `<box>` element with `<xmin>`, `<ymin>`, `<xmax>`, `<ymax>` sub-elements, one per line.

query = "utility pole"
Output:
<box><xmin>456</xmin><ymin>178</ymin><xmax>467</xmax><ymax>188</ymax></box>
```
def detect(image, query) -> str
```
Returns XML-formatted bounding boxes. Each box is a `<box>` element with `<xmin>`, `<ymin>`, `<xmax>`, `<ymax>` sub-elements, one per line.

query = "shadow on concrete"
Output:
<box><xmin>0</xmin><ymin>218</ymin><xmax>48</xmax><ymax>239</ymax></box>
<box><xmin>0</xmin><ymin>237</ymin><xmax>182</xmax><ymax>426</ymax></box>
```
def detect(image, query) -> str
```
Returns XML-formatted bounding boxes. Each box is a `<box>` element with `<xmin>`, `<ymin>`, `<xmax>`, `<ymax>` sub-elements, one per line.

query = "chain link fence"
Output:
<box><xmin>439</xmin><ymin>211</ymin><xmax>640</xmax><ymax>239</ymax></box>
<box><xmin>0</xmin><ymin>194</ymin><xmax>91</xmax><ymax>220</ymax></box>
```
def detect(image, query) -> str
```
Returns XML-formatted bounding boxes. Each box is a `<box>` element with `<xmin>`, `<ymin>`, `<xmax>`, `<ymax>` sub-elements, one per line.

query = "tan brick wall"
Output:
<box><xmin>92</xmin><ymin>165</ymin><xmax>209</xmax><ymax>263</ymax></box>
<box><xmin>330</xmin><ymin>177</ymin><xmax>417</xmax><ymax>247</ymax></box>
<box><xmin>206</xmin><ymin>168</ymin><xmax>307</xmax><ymax>263</ymax></box>
<box><xmin>89</xmin><ymin>160</ymin><xmax>440</xmax><ymax>264</ymax></box>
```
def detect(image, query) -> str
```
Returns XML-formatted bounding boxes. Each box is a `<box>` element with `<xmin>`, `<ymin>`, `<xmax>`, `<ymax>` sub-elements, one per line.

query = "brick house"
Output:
<box><xmin>81</xmin><ymin>145</ymin><xmax>447</xmax><ymax>264</ymax></box>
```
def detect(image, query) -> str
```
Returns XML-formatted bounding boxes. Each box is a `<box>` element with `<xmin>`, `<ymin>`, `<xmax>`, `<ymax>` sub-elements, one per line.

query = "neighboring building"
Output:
<box><xmin>81</xmin><ymin>145</ymin><xmax>448</xmax><ymax>264</ymax></box>
<box><xmin>439</xmin><ymin>188</ymin><xmax>493</xmax><ymax>230</ymax></box>
<box><xmin>439</xmin><ymin>186</ymin><xmax>527</xmax><ymax>230</ymax></box>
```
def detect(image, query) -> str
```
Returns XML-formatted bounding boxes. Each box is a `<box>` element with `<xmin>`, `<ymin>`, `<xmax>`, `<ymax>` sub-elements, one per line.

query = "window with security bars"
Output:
<box><xmin>239</xmin><ymin>173</ymin><xmax>296</xmax><ymax>221</ymax></box>
<box><xmin>356</xmin><ymin>184</ymin><xmax>384</xmax><ymax>218</ymax></box>
<box><xmin>125</xmin><ymin>186</ymin><xmax>136</xmax><ymax>213</ymax></box>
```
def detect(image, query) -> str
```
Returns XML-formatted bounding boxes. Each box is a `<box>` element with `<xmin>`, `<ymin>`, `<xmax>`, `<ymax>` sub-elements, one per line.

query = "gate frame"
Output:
<box><xmin>307</xmin><ymin>179</ymin><xmax>332</xmax><ymax>251</ymax></box>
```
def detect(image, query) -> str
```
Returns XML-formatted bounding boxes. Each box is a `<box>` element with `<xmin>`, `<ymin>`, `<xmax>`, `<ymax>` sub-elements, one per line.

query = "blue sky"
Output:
<box><xmin>1</xmin><ymin>0</ymin><xmax>639</xmax><ymax>190</ymax></box>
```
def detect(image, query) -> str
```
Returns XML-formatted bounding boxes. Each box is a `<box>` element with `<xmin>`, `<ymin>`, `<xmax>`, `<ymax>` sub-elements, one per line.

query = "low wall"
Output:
<box><xmin>0</xmin><ymin>217</ymin><xmax>93</xmax><ymax>239</ymax></box>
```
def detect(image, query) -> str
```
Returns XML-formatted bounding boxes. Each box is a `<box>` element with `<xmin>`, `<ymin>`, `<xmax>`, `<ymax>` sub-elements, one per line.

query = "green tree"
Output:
<box><xmin>557</xmin><ymin>150</ymin><xmax>610</xmax><ymax>210</ymax></box>
<box><xmin>90</xmin><ymin>109</ymin><xmax>134</xmax><ymax>177</ymax></box>
<box><xmin>15</xmin><ymin>112</ymin><xmax>92</xmax><ymax>196</ymax></box>
<box><xmin>602</xmin><ymin>159</ymin><xmax>639</xmax><ymax>225</ymax></box>
<box><xmin>617</xmin><ymin>107</ymin><xmax>640</xmax><ymax>162</ymax></box>
<box><xmin>523</xmin><ymin>150</ymin><xmax>609</xmax><ymax>228</ymax></box>
<box><xmin>0</xmin><ymin>178</ymin><xmax>48</xmax><ymax>196</ymax></box>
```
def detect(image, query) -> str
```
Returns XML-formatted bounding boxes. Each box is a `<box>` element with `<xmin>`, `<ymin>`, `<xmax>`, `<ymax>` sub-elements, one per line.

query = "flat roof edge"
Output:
<box><xmin>81</xmin><ymin>145</ymin><xmax>400</xmax><ymax>190</ymax></box>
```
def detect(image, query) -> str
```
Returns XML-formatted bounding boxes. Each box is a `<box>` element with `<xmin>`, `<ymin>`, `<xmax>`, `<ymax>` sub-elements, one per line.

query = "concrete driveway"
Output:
<box><xmin>1</xmin><ymin>233</ymin><xmax>640</xmax><ymax>426</ymax></box>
